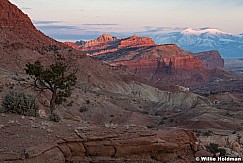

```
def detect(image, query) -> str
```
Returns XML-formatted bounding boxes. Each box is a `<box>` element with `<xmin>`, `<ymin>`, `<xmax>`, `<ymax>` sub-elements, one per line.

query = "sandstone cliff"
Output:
<box><xmin>65</xmin><ymin>34</ymin><xmax>155</xmax><ymax>56</ymax></box>
<box><xmin>95</xmin><ymin>44</ymin><xmax>210</xmax><ymax>86</ymax></box>
<box><xmin>64</xmin><ymin>41</ymin><xmax>80</xmax><ymax>49</ymax></box>
<box><xmin>0</xmin><ymin>0</ymin><xmax>85</xmax><ymax>72</ymax></box>
<box><xmin>194</xmin><ymin>50</ymin><xmax>224</xmax><ymax>70</ymax></box>
<box><xmin>65</xmin><ymin>34</ymin><xmax>214</xmax><ymax>86</ymax></box>
<box><xmin>0</xmin><ymin>0</ymin><xmax>61</xmax><ymax>48</ymax></box>
<box><xmin>118</xmin><ymin>34</ymin><xmax>155</xmax><ymax>48</ymax></box>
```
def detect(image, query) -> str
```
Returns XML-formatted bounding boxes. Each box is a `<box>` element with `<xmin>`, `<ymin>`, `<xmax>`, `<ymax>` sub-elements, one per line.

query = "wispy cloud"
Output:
<box><xmin>36</xmin><ymin>25</ymin><xmax>80</xmax><ymax>30</ymax></box>
<box><xmin>138</xmin><ymin>26</ymin><xmax>185</xmax><ymax>35</ymax></box>
<box><xmin>33</xmin><ymin>20</ymin><xmax>63</xmax><ymax>25</ymax></box>
<box><xmin>82</xmin><ymin>24</ymin><xmax>119</xmax><ymax>26</ymax></box>
<box><xmin>21</xmin><ymin>7</ymin><xmax>32</xmax><ymax>10</ymax></box>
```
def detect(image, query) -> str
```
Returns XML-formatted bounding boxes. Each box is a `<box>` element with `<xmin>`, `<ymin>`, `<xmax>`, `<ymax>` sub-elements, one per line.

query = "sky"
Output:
<box><xmin>10</xmin><ymin>0</ymin><xmax>243</xmax><ymax>41</ymax></box>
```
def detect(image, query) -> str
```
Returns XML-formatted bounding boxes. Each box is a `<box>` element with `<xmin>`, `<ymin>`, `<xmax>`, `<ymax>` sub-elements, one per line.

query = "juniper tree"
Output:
<box><xmin>25</xmin><ymin>58</ymin><xmax>77</xmax><ymax>113</ymax></box>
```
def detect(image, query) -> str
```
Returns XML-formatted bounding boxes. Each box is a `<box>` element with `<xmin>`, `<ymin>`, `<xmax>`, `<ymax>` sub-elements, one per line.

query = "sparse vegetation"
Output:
<box><xmin>193</xmin><ymin>129</ymin><xmax>202</xmax><ymax>137</ymax></box>
<box><xmin>86</xmin><ymin>100</ymin><xmax>90</xmax><ymax>104</ymax></box>
<box><xmin>0</xmin><ymin>84</ymin><xmax>3</xmax><ymax>92</ymax></box>
<box><xmin>67</xmin><ymin>100</ymin><xmax>74</xmax><ymax>106</ymax></box>
<box><xmin>206</xmin><ymin>143</ymin><xmax>226</xmax><ymax>156</ymax></box>
<box><xmin>158</xmin><ymin>119</ymin><xmax>165</xmax><ymax>125</ymax></box>
<box><xmin>142</xmin><ymin>111</ymin><xmax>149</xmax><ymax>115</ymax></box>
<box><xmin>202</xmin><ymin>130</ymin><xmax>213</xmax><ymax>137</ymax></box>
<box><xmin>147</xmin><ymin>125</ymin><xmax>153</xmax><ymax>129</ymax></box>
<box><xmin>49</xmin><ymin>113</ymin><xmax>61</xmax><ymax>122</ymax></box>
<box><xmin>25</xmin><ymin>57</ymin><xmax>77</xmax><ymax>113</ymax></box>
<box><xmin>1</xmin><ymin>90</ymin><xmax>39</xmax><ymax>117</ymax></box>
<box><xmin>79</xmin><ymin>106</ymin><xmax>88</xmax><ymax>113</ymax></box>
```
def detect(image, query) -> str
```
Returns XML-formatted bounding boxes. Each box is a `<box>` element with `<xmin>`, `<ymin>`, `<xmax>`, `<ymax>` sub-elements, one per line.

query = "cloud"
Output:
<box><xmin>82</xmin><ymin>23</ymin><xmax>119</xmax><ymax>26</ymax></box>
<box><xmin>52</xmin><ymin>34</ymin><xmax>100</xmax><ymax>42</ymax></box>
<box><xmin>21</xmin><ymin>7</ymin><xmax>32</xmax><ymax>10</ymax></box>
<box><xmin>37</xmin><ymin>25</ymin><xmax>80</xmax><ymax>30</ymax></box>
<box><xmin>138</xmin><ymin>26</ymin><xmax>185</xmax><ymax>35</ymax></box>
<box><xmin>34</xmin><ymin>20</ymin><xmax>85</xmax><ymax>36</ymax></box>
<box><xmin>33</xmin><ymin>20</ymin><xmax>63</xmax><ymax>25</ymax></box>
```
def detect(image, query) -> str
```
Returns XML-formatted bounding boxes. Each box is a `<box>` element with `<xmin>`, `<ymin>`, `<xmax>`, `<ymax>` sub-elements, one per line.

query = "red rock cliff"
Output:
<box><xmin>110</xmin><ymin>44</ymin><xmax>205</xmax><ymax>71</ymax></box>
<box><xmin>66</xmin><ymin>34</ymin><xmax>155</xmax><ymax>56</ymax></box>
<box><xmin>118</xmin><ymin>34</ymin><xmax>155</xmax><ymax>48</ymax></box>
<box><xmin>66</xmin><ymin>35</ymin><xmax>210</xmax><ymax>86</ymax></box>
<box><xmin>194</xmin><ymin>50</ymin><xmax>224</xmax><ymax>70</ymax></box>
<box><xmin>0</xmin><ymin>0</ymin><xmax>61</xmax><ymax>48</ymax></box>
<box><xmin>64</xmin><ymin>42</ymin><xmax>80</xmax><ymax>49</ymax></box>
<box><xmin>84</xmin><ymin>34</ymin><xmax>120</xmax><ymax>47</ymax></box>
<box><xmin>104</xmin><ymin>44</ymin><xmax>209</xmax><ymax>86</ymax></box>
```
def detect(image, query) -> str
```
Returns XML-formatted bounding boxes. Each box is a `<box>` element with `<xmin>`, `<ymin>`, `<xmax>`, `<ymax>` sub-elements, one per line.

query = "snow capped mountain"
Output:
<box><xmin>154</xmin><ymin>28</ymin><xmax>243</xmax><ymax>59</ymax></box>
<box><xmin>181</xmin><ymin>28</ymin><xmax>230</xmax><ymax>35</ymax></box>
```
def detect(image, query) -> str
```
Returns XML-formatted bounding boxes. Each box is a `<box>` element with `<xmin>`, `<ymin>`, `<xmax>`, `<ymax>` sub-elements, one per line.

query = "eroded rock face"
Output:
<box><xmin>65</xmin><ymin>34</ymin><xmax>226</xmax><ymax>87</ymax></box>
<box><xmin>96</xmin><ymin>44</ymin><xmax>209</xmax><ymax>86</ymax></box>
<box><xmin>0</xmin><ymin>113</ymin><xmax>198</xmax><ymax>162</ymax></box>
<box><xmin>65</xmin><ymin>34</ymin><xmax>155</xmax><ymax>56</ymax></box>
<box><xmin>65</xmin><ymin>36</ymin><xmax>211</xmax><ymax>86</ymax></box>
<box><xmin>65</xmin><ymin>35</ymin><xmax>218</xmax><ymax>86</ymax></box>
<box><xmin>0</xmin><ymin>0</ymin><xmax>85</xmax><ymax>72</ymax></box>
<box><xmin>83</xmin><ymin>34</ymin><xmax>119</xmax><ymax>48</ymax></box>
<box><xmin>194</xmin><ymin>50</ymin><xmax>224</xmax><ymax>70</ymax></box>
<box><xmin>63</xmin><ymin>42</ymin><xmax>80</xmax><ymax>49</ymax></box>
<box><xmin>0</xmin><ymin>0</ymin><xmax>61</xmax><ymax>48</ymax></box>
<box><xmin>118</xmin><ymin>34</ymin><xmax>155</xmax><ymax>48</ymax></box>
<box><xmin>0</xmin><ymin>0</ymin><xmax>33</xmax><ymax>28</ymax></box>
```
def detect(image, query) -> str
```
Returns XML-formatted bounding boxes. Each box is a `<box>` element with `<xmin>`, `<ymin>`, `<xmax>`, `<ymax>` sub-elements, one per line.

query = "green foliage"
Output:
<box><xmin>1</xmin><ymin>90</ymin><xmax>39</xmax><ymax>117</ymax></box>
<box><xmin>206</xmin><ymin>143</ymin><xmax>226</xmax><ymax>156</ymax></box>
<box><xmin>25</xmin><ymin>59</ymin><xmax>77</xmax><ymax>113</ymax></box>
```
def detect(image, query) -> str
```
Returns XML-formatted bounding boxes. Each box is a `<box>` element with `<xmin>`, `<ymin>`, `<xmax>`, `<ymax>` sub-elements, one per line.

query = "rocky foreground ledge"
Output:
<box><xmin>0</xmin><ymin>114</ymin><xmax>199</xmax><ymax>163</ymax></box>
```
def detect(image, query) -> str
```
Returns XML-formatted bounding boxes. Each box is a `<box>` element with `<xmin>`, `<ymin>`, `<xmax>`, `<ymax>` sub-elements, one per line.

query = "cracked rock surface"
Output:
<box><xmin>0</xmin><ymin>114</ymin><xmax>198</xmax><ymax>162</ymax></box>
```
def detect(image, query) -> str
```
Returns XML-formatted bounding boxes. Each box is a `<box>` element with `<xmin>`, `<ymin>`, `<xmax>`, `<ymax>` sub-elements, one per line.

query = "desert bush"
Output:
<box><xmin>206</xmin><ymin>143</ymin><xmax>226</xmax><ymax>156</ymax></box>
<box><xmin>158</xmin><ymin>119</ymin><xmax>165</xmax><ymax>125</ymax></box>
<box><xmin>202</xmin><ymin>130</ymin><xmax>213</xmax><ymax>136</ymax></box>
<box><xmin>86</xmin><ymin>100</ymin><xmax>90</xmax><ymax>104</ymax></box>
<box><xmin>1</xmin><ymin>90</ymin><xmax>39</xmax><ymax>117</ymax></box>
<box><xmin>67</xmin><ymin>100</ymin><xmax>74</xmax><ymax>106</ymax></box>
<box><xmin>80</xmin><ymin>106</ymin><xmax>88</xmax><ymax>113</ymax></box>
<box><xmin>49</xmin><ymin>113</ymin><xmax>61</xmax><ymax>122</ymax></box>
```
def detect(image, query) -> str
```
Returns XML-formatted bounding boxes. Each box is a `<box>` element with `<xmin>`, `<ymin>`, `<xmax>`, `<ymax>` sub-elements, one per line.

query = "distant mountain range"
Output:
<box><xmin>153</xmin><ymin>28</ymin><xmax>243</xmax><ymax>59</ymax></box>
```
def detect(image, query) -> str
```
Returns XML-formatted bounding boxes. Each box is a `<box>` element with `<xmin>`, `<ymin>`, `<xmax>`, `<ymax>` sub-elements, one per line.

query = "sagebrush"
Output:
<box><xmin>1</xmin><ymin>90</ymin><xmax>39</xmax><ymax>117</ymax></box>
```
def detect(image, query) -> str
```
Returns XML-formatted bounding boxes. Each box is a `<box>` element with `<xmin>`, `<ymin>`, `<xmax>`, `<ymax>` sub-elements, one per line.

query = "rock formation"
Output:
<box><xmin>194</xmin><ymin>50</ymin><xmax>224</xmax><ymax>70</ymax></box>
<box><xmin>118</xmin><ymin>34</ymin><xmax>155</xmax><ymax>48</ymax></box>
<box><xmin>0</xmin><ymin>0</ymin><xmax>61</xmax><ymax>48</ymax></box>
<box><xmin>0</xmin><ymin>114</ymin><xmax>198</xmax><ymax>163</ymax></box>
<box><xmin>95</xmin><ymin>44</ymin><xmax>209</xmax><ymax>86</ymax></box>
<box><xmin>65</xmin><ymin>35</ymin><xmax>222</xmax><ymax>86</ymax></box>
<box><xmin>1</xmin><ymin>1</ymin><xmax>243</xmax><ymax>162</ymax></box>
<box><xmin>65</xmin><ymin>34</ymin><xmax>155</xmax><ymax>56</ymax></box>
<box><xmin>83</xmin><ymin>34</ymin><xmax>119</xmax><ymax>48</ymax></box>
<box><xmin>0</xmin><ymin>0</ymin><xmax>87</xmax><ymax>72</ymax></box>
<box><xmin>63</xmin><ymin>42</ymin><xmax>80</xmax><ymax>49</ymax></box>
<box><xmin>0</xmin><ymin>5</ymin><xmax>202</xmax><ymax>163</ymax></box>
